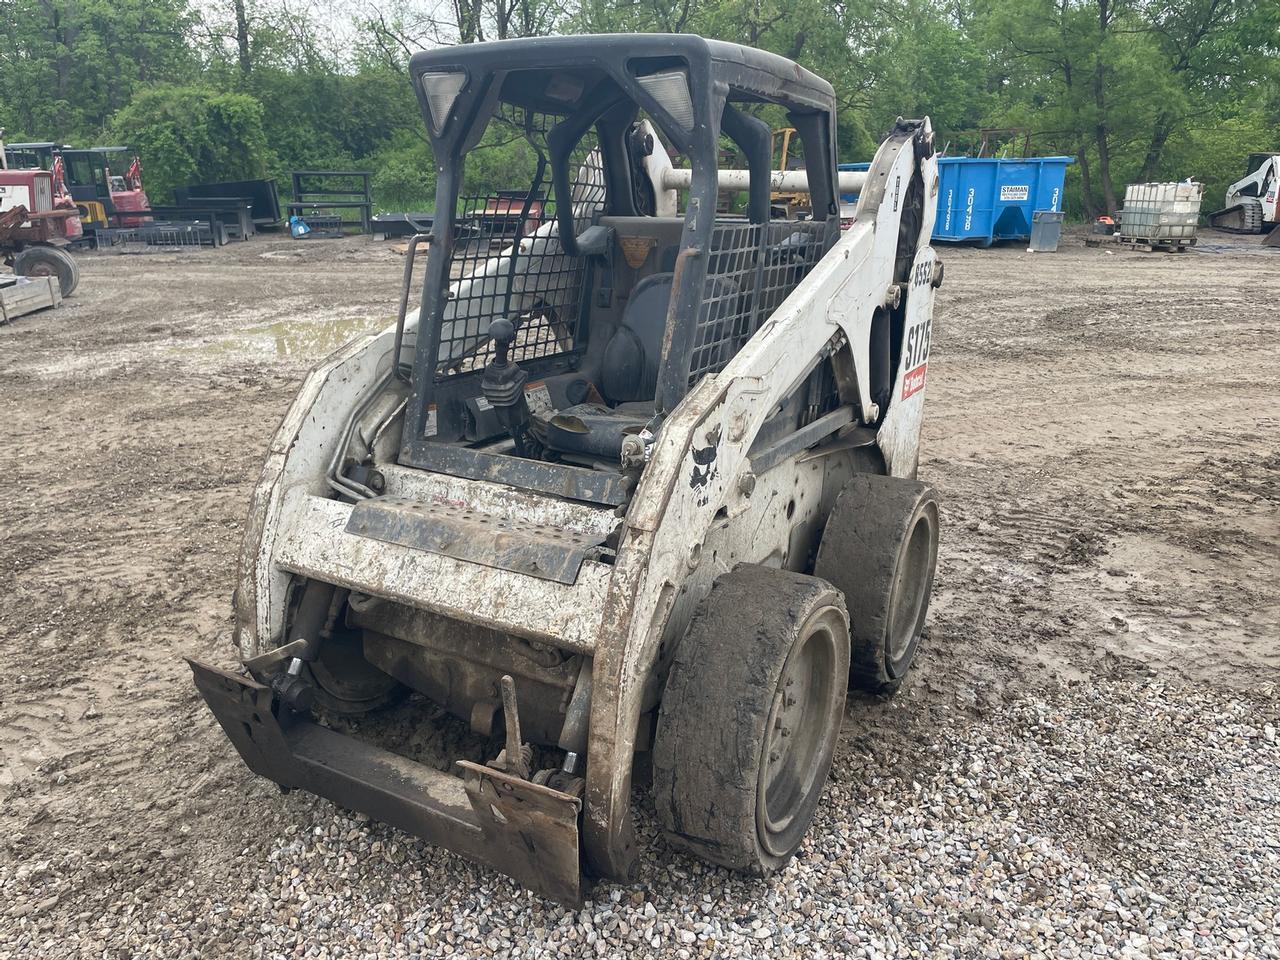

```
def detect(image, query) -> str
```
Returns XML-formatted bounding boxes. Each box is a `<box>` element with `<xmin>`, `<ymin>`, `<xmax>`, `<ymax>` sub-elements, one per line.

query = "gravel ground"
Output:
<box><xmin>6</xmin><ymin>680</ymin><xmax>1277</xmax><ymax>958</ymax></box>
<box><xmin>1</xmin><ymin>231</ymin><xmax>1278</xmax><ymax>958</ymax></box>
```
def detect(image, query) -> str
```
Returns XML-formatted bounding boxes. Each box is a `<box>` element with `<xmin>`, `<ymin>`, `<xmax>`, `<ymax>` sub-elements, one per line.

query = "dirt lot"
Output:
<box><xmin>1</xmin><ymin>231</ymin><xmax>1277</xmax><ymax>958</ymax></box>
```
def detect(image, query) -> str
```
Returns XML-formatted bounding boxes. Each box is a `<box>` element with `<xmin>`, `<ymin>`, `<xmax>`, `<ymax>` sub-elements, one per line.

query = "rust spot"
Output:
<box><xmin>663</xmin><ymin>246</ymin><xmax>702</xmax><ymax>358</ymax></box>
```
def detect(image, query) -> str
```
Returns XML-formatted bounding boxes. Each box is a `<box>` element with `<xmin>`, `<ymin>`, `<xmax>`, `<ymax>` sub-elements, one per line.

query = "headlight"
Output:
<box><xmin>636</xmin><ymin>69</ymin><xmax>695</xmax><ymax>131</ymax></box>
<box><xmin>420</xmin><ymin>70</ymin><xmax>468</xmax><ymax>136</ymax></box>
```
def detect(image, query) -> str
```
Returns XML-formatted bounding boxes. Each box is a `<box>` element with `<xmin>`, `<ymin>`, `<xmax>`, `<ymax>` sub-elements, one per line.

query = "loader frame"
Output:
<box><xmin>194</xmin><ymin>34</ymin><xmax>940</xmax><ymax>904</ymax></box>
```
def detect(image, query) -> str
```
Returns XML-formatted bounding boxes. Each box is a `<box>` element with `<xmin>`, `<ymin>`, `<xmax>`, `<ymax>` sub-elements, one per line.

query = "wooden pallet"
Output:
<box><xmin>1084</xmin><ymin>234</ymin><xmax>1194</xmax><ymax>253</ymax></box>
<box><xmin>0</xmin><ymin>275</ymin><xmax>62</xmax><ymax>324</ymax></box>
<box><xmin>1115</xmin><ymin>234</ymin><xmax>1195</xmax><ymax>253</ymax></box>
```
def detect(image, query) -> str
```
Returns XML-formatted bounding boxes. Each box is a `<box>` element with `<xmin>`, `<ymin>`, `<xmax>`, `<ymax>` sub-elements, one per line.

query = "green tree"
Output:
<box><xmin>0</xmin><ymin>0</ymin><xmax>195</xmax><ymax>140</ymax></box>
<box><xmin>1131</xmin><ymin>0</ymin><xmax>1278</xmax><ymax>181</ymax></box>
<box><xmin>4</xmin><ymin>0</ymin><xmax>1277</xmax><ymax>223</ymax></box>
<box><xmin>109</xmin><ymin>85</ymin><xmax>271</xmax><ymax>200</ymax></box>
<box><xmin>850</xmin><ymin>0</ymin><xmax>996</xmax><ymax>152</ymax></box>
<box><xmin>981</xmin><ymin>0</ymin><xmax>1280</xmax><ymax>216</ymax></box>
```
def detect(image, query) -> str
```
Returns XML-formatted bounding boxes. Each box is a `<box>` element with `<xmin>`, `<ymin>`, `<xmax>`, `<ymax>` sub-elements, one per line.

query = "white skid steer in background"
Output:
<box><xmin>189</xmin><ymin>34</ymin><xmax>944</xmax><ymax>905</ymax></box>
<box><xmin>1207</xmin><ymin>152</ymin><xmax>1280</xmax><ymax>243</ymax></box>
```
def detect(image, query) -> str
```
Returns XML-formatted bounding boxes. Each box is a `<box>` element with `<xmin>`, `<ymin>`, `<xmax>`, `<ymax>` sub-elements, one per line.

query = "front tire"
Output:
<box><xmin>653</xmin><ymin>565</ymin><xmax>849</xmax><ymax>875</ymax></box>
<box><xmin>14</xmin><ymin>245</ymin><xmax>79</xmax><ymax>297</ymax></box>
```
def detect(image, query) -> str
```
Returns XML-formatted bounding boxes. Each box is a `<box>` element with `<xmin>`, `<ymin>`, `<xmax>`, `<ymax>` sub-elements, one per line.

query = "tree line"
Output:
<box><xmin>1</xmin><ymin>0</ymin><xmax>1276</xmax><ymax>217</ymax></box>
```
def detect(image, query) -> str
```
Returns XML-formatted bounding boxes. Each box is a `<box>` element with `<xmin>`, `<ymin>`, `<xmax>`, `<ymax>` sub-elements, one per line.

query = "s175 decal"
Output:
<box><xmin>901</xmin><ymin>313</ymin><xmax>931</xmax><ymax>400</ymax></box>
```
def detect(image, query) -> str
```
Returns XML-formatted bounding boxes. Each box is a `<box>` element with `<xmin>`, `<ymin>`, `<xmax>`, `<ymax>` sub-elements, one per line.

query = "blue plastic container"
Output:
<box><xmin>838</xmin><ymin>156</ymin><xmax>1073</xmax><ymax>245</ymax></box>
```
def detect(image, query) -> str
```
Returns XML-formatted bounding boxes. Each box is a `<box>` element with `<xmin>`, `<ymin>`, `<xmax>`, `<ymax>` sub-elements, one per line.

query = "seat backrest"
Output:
<box><xmin>601</xmin><ymin>272</ymin><xmax>673</xmax><ymax>404</ymax></box>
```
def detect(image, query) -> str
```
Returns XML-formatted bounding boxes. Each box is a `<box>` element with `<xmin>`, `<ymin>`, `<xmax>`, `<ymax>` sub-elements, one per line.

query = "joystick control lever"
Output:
<box><xmin>481</xmin><ymin>319</ymin><xmax>543</xmax><ymax>458</ymax></box>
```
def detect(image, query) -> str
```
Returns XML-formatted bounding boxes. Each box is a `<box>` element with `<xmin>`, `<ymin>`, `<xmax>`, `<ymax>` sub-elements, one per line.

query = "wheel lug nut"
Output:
<box><xmin>770</xmin><ymin>750</ymin><xmax>780</xmax><ymax>762</ymax></box>
<box><xmin>780</xmin><ymin>727</ymin><xmax>791</xmax><ymax>738</ymax></box>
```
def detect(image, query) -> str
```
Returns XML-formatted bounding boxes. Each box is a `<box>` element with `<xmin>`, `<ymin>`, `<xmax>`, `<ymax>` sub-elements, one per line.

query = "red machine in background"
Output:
<box><xmin>3</xmin><ymin>141</ymin><xmax>151</xmax><ymax>236</ymax></box>
<box><xmin>101</xmin><ymin>151</ymin><xmax>151</xmax><ymax>226</ymax></box>
<box><xmin>3</xmin><ymin>142</ymin><xmax>81</xmax><ymax>240</ymax></box>
<box><xmin>0</xmin><ymin>167</ymin><xmax>81</xmax><ymax>295</ymax></box>
<box><xmin>49</xmin><ymin>156</ymin><xmax>83</xmax><ymax>239</ymax></box>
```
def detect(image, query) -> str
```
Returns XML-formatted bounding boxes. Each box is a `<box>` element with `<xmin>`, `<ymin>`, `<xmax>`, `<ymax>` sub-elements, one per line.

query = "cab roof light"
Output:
<box><xmin>636</xmin><ymin>69</ymin><xmax>695</xmax><ymax>131</ymax></box>
<box><xmin>421</xmin><ymin>71</ymin><xmax>468</xmax><ymax>136</ymax></box>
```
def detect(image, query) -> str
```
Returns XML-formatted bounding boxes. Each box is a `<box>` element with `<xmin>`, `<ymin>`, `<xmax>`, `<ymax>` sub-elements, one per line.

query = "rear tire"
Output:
<box><xmin>14</xmin><ymin>245</ymin><xmax>79</xmax><ymax>297</ymax></box>
<box><xmin>653</xmin><ymin>565</ymin><xmax>849</xmax><ymax>876</ymax></box>
<box><xmin>307</xmin><ymin>626</ymin><xmax>406</xmax><ymax>716</ymax></box>
<box><xmin>814</xmin><ymin>474</ymin><xmax>939</xmax><ymax>694</ymax></box>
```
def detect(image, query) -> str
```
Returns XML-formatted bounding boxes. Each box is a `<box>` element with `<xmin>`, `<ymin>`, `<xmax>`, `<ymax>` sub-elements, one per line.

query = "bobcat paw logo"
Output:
<box><xmin>689</xmin><ymin>442</ymin><xmax>718</xmax><ymax>505</ymax></box>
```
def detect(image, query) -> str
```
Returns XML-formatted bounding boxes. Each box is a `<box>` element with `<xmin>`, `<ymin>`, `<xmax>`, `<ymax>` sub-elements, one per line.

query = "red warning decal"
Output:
<box><xmin>902</xmin><ymin>363</ymin><xmax>927</xmax><ymax>400</ymax></box>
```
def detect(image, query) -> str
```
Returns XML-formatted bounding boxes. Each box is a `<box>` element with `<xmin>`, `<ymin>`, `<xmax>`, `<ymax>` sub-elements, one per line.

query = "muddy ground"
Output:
<box><xmin>0</xmin><ymin>229</ymin><xmax>1276</xmax><ymax>957</ymax></box>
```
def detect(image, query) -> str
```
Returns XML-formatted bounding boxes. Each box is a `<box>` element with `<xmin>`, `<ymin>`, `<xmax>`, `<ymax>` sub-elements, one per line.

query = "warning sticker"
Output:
<box><xmin>526</xmin><ymin>382</ymin><xmax>553</xmax><ymax>416</ymax></box>
<box><xmin>999</xmin><ymin>184</ymin><xmax>1030</xmax><ymax>202</ymax></box>
<box><xmin>620</xmin><ymin>236</ymin><xmax>656</xmax><ymax>268</ymax></box>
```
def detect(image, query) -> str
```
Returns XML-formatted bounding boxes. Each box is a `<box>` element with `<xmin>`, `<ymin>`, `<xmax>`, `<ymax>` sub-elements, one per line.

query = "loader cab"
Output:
<box><xmin>1245</xmin><ymin>152</ymin><xmax>1280</xmax><ymax>177</ymax></box>
<box><xmin>396</xmin><ymin>35</ymin><xmax>841</xmax><ymax>503</ymax></box>
<box><xmin>3</xmin><ymin>142</ymin><xmax>61</xmax><ymax>172</ymax></box>
<box><xmin>59</xmin><ymin>146</ymin><xmax>151</xmax><ymax>230</ymax></box>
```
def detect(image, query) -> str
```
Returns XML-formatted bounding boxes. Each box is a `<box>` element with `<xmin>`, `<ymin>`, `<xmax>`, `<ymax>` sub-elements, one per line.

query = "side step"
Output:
<box><xmin>345</xmin><ymin>495</ymin><xmax>607</xmax><ymax>585</ymax></box>
<box><xmin>188</xmin><ymin>659</ymin><xmax>584</xmax><ymax>905</ymax></box>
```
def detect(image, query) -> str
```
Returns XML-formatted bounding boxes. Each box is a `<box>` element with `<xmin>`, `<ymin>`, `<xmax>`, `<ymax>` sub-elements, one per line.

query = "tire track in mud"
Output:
<box><xmin>0</xmin><ymin>239</ymin><xmax>405</xmax><ymax>831</ymax></box>
<box><xmin>914</xmin><ymin>238</ymin><xmax>1280</xmax><ymax>703</ymax></box>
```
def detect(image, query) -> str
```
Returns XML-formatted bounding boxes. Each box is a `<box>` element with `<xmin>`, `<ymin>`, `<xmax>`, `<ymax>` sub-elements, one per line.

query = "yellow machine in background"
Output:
<box><xmin>75</xmin><ymin>199</ymin><xmax>108</xmax><ymax>231</ymax></box>
<box><xmin>770</xmin><ymin>126</ymin><xmax>811</xmax><ymax>218</ymax></box>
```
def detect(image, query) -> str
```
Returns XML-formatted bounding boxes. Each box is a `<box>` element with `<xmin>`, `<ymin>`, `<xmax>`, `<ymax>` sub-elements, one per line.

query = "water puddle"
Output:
<box><xmin>185</xmin><ymin>312</ymin><xmax>390</xmax><ymax>359</ymax></box>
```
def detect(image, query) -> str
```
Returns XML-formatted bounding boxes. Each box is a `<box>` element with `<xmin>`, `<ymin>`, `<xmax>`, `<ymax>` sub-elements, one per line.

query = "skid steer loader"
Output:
<box><xmin>190</xmin><ymin>34</ymin><xmax>943</xmax><ymax>905</ymax></box>
<box><xmin>1206</xmin><ymin>152</ymin><xmax>1280</xmax><ymax>244</ymax></box>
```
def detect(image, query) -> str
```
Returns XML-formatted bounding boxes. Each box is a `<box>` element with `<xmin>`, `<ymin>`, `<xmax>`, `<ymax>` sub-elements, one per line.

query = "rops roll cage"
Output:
<box><xmin>398</xmin><ymin>35</ymin><xmax>841</xmax><ymax>479</ymax></box>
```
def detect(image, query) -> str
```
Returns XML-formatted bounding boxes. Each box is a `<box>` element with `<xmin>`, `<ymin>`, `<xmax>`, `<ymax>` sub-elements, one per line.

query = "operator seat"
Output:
<box><xmin>598</xmin><ymin>266</ymin><xmax>742</xmax><ymax>406</ymax></box>
<box><xmin>600</xmin><ymin>272</ymin><xmax>673</xmax><ymax>404</ymax></box>
<box><xmin>541</xmin><ymin>272</ymin><xmax>673</xmax><ymax>460</ymax></box>
<box><xmin>543</xmin><ymin>268</ymin><xmax>741</xmax><ymax>461</ymax></box>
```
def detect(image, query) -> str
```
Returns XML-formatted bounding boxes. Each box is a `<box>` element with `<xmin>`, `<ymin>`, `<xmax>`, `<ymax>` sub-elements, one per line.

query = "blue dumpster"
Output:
<box><xmin>933</xmin><ymin>157</ymin><xmax>1072</xmax><ymax>244</ymax></box>
<box><xmin>838</xmin><ymin>156</ymin><xmax>1073</xmax><ymax>246</ymax></box>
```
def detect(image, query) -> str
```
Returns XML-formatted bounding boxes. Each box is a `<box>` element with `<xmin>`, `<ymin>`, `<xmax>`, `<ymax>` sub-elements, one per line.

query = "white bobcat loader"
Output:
<box><xmin>190</xmin><ymin>34</ymin><xmax>943</xmax><ymax>905</ymax></box>
<box><xmin>1206</xmin><ymin>152</ymin><xmax>1280</xmax><ymax>240</ymax></box>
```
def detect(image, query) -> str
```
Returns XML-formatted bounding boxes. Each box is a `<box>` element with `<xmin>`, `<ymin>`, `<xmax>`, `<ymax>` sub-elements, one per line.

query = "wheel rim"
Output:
<box><xmin>885</xmin><ymin>503</ymin><xmax>938</xmax><ymax>672</ymax></box>
<box><xmin>307</xmin><ymin>631</ymin><xmax>402</xmax><ymax>713</ymax></box>
<box><xmin>756</xmin><ymin>607</ymin><xmax>845</xmax><ymax>857</ymax></box>
<box><xmin>24</xmin><ymin>262</ymin><xmax>55</xmax><ymax>278</ymax></box>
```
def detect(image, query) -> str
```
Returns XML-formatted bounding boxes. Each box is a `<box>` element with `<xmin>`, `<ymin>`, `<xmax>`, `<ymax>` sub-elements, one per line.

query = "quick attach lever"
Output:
<box><xmin>491</xmin><ymin>675</ymin><xmax>533</xmax><ymax>780</ymax></box>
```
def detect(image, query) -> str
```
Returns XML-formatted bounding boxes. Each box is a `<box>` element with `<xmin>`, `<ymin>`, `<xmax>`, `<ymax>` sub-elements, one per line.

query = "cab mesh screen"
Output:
<box><xmin>688</xmin><ymin>218</ymin><xmax>838</xmax><ymax>386</ymax></box>
<box><xmin>436</xmin><ymin>104</ymin><xmax>606</xmax><ymax>378</ymax></box>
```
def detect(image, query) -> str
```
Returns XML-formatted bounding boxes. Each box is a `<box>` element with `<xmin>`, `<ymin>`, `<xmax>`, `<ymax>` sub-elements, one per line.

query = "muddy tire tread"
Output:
<box><xmin>652</xmin><ymin>564</ymin><xmax>848</xmax><ymax>876</ymax></box>
<box><xmin>814</xmin><ymin>473</ymin><xmax>938</xmax><ymax>692</ymax></box>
